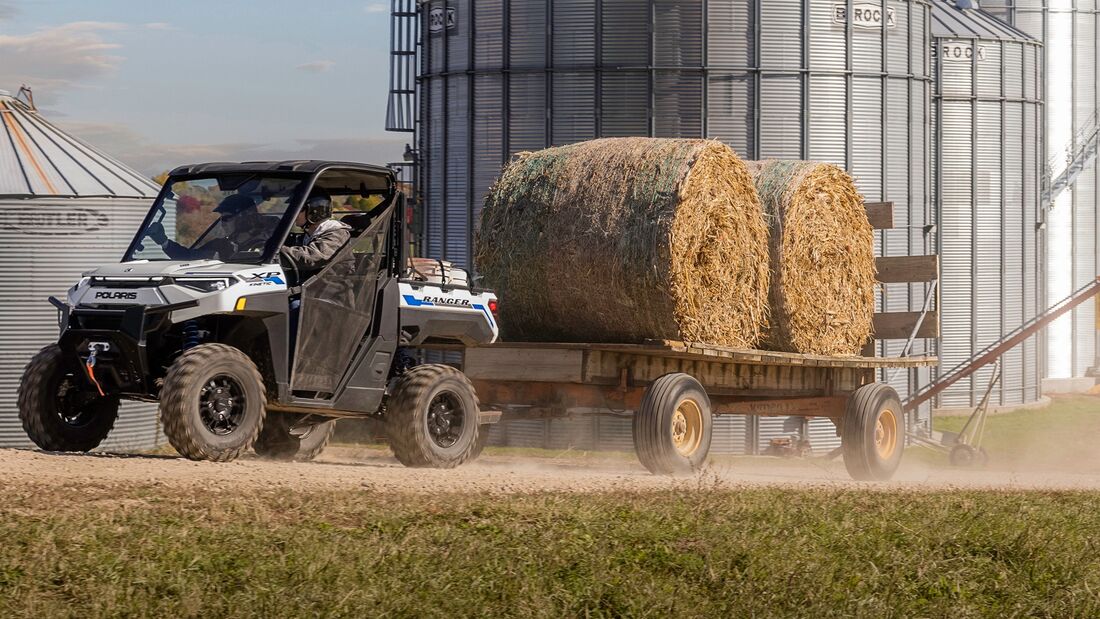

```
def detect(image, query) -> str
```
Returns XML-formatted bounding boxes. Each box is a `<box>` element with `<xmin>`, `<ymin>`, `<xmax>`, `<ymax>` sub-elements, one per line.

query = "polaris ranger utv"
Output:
<box><xmin>18</xmin><ymin>161</ymin><xmax>499</xmax><ymax>467</ymax></box>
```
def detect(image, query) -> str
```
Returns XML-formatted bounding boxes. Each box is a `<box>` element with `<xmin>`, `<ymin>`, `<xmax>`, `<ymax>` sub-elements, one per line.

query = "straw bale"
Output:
<box><xmin>476</xmin><ymin>137</ymin><xmax>769</xmax><ymax>347</ymax></box>
<box><xmin>748</xmin><ymin>160</ymin><xmax>876</xmax><ymax>355</ymax></box>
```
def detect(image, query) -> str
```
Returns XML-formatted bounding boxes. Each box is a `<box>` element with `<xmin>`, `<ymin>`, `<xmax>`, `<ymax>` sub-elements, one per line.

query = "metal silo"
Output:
<box><xmin>404</xmin><ymin>0</ymin><xmax>933</xmax><ymax>452</ymax></box>
<box><xmin>0</xmin><ymin>90</ymin><xmax>163</xmax><ymax>451</ymax></box>
<box><xmin>982</xmin><ymin>0</ymin><xmax>1099</xmax><ymax>383</ymax></box>
<box><xmin>931</xmin><ymin>1</ymin><xmax>1044</xmax><ymax>408</ymax></box>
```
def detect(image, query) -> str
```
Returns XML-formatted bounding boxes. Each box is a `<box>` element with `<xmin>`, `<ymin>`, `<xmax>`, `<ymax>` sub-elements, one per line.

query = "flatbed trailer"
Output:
<box><xmin>465</xmin><ymin>341</ymin><xmax>937</xmax><ymax>480</ymax></box>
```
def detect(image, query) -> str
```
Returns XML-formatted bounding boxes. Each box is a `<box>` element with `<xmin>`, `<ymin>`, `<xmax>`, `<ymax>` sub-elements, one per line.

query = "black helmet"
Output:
<box><xmin>213</xmin><ymin>193</ymin><xmax>256</xmax><ymax>217</ymax></box>
<box><xmin>303</xmin><ymin>188</ymin><xmax>332</xmax><ymax>225</ymax></box>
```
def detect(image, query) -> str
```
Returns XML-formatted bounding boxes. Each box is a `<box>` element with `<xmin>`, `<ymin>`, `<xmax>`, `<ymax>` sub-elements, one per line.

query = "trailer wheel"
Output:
<box><xmin>841</xmin><ymin>383</ymin><xmax>904</xmax><ymax>481</ymax></box>
<box><xmin>160</xmin><ymin>344</ymin><xmax>266</xmax><ymax>462</ymax></box>
<box><xmin>385</xmin><ymin>364</ymin><xmax>482</xmax><ymax>468</ymax></box>
<box><xmin>254</xmin><ymin>414</ymin><xmax>336</xmax><ymax>461</ymax></box>
<box><xmin>295</xmin><ymin>419</ymin><xmax>336</xmax><ymax>461</ymax></box>
<box><xmin>633</xmin><ymin>373</ymin><xmax>713</xmax><ymax>475</ymax></box>
<box><xmin>18</xmin><ymin>344</ymin><xmax>120</xmax><ymax>452</ymax></box>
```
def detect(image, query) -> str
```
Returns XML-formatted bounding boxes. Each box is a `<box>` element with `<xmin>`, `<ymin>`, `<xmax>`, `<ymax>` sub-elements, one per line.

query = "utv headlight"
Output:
<box><xmin>176</xmin><ymin>278</ymin><xmax>232</xmax><ymax>293</ymax></box>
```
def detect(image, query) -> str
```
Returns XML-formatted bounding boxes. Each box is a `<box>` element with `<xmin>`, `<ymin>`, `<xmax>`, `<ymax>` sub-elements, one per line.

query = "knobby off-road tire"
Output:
<box><xmin>254</xmin><ymin>413</ymin><xmax>336</xmax><ymax>461</ymax></box>
<box><xmin>295</xmin><ymin>419</ymin><xmax>336</xmax><ymax>461</ymax></box>
<box><xmin>18</xmin><ymin>344</ymin><xmax>119</xmax><ymax>452</ymax></box>
<box><xmin>633</xmin><ymin>373</ymin><xmax>713</xmax><ymax>476</ymax></box>
<box><xmin>841</xmin><ymin>383</ymin><xmax>904</xmax><ymax>481</ymax></box>
<box><xmin>160</xmin><ymin>344</ymin><xmax>266</xmax><ymax>462</ymax></box>
<box><xmin>385</xmin><ymin>364</ymin><xmax>482</xmax><ymax>469</ymax></box>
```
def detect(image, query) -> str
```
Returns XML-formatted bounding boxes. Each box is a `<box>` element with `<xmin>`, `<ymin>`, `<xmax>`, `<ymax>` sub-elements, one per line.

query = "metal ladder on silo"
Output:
<box><xmin>1042</xmin><ymin>111</ymin><xmax>1100</xmax><ymax>207</ymax></box>
<box><xmin>386</xmin><ymin>0</ymin><xmax>418</xmax><ymax>133</ymax></box>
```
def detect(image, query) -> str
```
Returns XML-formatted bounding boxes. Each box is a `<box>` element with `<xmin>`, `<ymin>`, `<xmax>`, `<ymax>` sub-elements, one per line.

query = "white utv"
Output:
<box><xmin>18</xmin><ymin>161</ymin><xmax>499</xmax><ymax>467</ymax></box>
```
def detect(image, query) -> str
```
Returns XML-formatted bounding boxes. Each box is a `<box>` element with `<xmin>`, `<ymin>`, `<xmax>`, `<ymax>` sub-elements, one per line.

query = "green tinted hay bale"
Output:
<box><xmin>748</xmin><ymin>160</ymin><xmax>876</xmax><ymax>355</ymax></box>
<box><xmin>476</xmin><ymin>137</ymin><xmax>769</xmax><ymax>347</ymax></box>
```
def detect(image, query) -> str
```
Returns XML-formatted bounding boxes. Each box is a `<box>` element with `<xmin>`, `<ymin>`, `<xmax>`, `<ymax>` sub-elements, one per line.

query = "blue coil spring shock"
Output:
<box><xmin>182</xmin><ymin>320</ymin><xmax>202</xmax><ymax>350</ymax></box>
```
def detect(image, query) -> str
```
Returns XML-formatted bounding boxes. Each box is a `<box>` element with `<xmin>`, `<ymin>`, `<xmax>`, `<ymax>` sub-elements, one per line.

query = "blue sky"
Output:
<box><xmin>0</xmin><ymin>0</ymin><xmax>408</xmax><ymax>174</ymax></box>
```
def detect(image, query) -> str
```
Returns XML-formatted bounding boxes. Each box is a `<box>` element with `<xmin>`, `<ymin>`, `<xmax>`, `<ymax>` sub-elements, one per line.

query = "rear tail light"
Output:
<box><xmin>488</xmin><ymin>299</ymin><xmax>499</xmax><ymax>316</ymax></box>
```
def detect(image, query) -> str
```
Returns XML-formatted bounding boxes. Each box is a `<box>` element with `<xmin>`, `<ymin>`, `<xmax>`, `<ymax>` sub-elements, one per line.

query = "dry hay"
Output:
<box><xmin>748</xmin><ymin>160</ymin><xmax>876</xmax><ymax>355</ymax></box>
<box><xmin>476</xmin><ymin>137</ymin><xmax>769</xmax><ymax>347</ymax></box>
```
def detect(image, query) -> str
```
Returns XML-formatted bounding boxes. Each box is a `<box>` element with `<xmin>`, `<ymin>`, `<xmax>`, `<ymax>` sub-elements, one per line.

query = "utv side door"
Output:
<box><xmin>291</xmin><ymin>197</ymin><xmax>395</xmax><ymax>397</ymax></box>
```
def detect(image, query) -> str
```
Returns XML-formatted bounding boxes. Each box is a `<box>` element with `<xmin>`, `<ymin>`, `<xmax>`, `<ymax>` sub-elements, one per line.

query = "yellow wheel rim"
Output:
<box><xmin>874</xmin><ymin>408</ymin><xmax>898</xmax><ymax>460</ymax></box>
<box><xmin>671</xmin><ymin>399</ymin><xmax>703</xmax><ymax>456</ymax></box>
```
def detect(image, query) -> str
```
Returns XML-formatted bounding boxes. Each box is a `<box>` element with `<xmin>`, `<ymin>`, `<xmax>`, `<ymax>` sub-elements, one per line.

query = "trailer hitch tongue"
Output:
<box><xmin>84</xmin><ymin>342</ymin><xmax>110</xmax><ymax>397</ymax></box>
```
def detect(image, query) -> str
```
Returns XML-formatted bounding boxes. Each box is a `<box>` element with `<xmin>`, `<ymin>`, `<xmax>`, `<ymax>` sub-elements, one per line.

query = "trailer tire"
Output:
<box><xmin>633</xmin><ymin>373</ymin><xmax>713</xmax><ymax>475</ymax></box>
<box><xmin>295</xmin><ymin>419</ymin><xmax>336</xmax><ymax>461</ymax></box>
<box><xmin>253</xmin><ymin>412</ymin><xmax>301</xmax><ymax>460</ymax></box>
<box><xmin>841</xmin><ymin>383</ymin><xmax>904</xmax><ymax>481</ymax></box>
<box><xmin>18</xmin><ymin>344</ymin><xmax>120</xmax><ymax>452</ymax></box>
<box><xmin>160</xmin><ymin>344</ymin><xmax>266</xmax><ymax>462</ymax></box>
<box><xmin>385</xmin><ymin>364</ymin><xmax>481</xmax><ymax>468</ymax></box>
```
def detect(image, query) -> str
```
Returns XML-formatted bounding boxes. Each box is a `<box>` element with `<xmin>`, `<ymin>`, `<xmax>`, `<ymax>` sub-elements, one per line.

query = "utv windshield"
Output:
<box><xmin>126</xmin><ymin>173</ymin><xmax>306</xmax><ymax>263</ymax></box>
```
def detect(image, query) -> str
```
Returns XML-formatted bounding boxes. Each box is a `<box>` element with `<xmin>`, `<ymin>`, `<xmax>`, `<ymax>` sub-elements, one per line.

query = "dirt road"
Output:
<box><xmin>3</xmin><ymin>445</ymin><xmax>1099</xmax><ymax>495</ymax></box>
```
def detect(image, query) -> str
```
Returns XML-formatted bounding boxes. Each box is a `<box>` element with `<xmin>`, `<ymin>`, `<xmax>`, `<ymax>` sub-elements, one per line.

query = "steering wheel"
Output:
<box><xmin>279</xmin><ymin>250</ymin><xmax>302</xmax><ymax>287</ymax></box>
<box><xmin>204</xmin><ymin>237</ymin><xmax>238</xmax><ymax>262</ymax></box>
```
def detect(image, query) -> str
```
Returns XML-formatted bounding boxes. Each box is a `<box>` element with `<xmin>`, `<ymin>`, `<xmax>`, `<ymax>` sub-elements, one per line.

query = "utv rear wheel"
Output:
<box><xmin>18</xmin><ymin>344</ymin><xmax>119</xmax><ymax>452</ymax></box>
<box><xmin>254</xmin><ymin>413</ymin><xmax>335</xmax><ymax>461</ymax></box>
<box><xmin>160</xmin><ymin>344</ymin><xmax>266</xmax><ymax>462</ymax></box>
<box><xmin>385</xmin><ymin>364</ymin><xmax>481</xmax><ymax>468</ymax></box>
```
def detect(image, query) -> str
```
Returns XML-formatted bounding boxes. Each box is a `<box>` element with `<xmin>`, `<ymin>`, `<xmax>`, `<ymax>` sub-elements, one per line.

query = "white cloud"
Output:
<box><xmin>0</xmin><ymin>22</ymin><xmax>128</xmax><ymax>104</ymax></box>
<box><xmin>365</xmin><ymin>3</ymin><xmax>387</xmax><ymax>14</ymax></box>
<box><xmin>60</xmin><ymin>121</ymin><xmax>408</xmax><ymax>176</ymax></box>
<box><xmin>295</xmin><ymin>60</ymin><xmax>336</xmax><ymax>73</ymax></box>
<box><xmin>143</xmin><ymin>22</ymin><xmax>174</xmax><ymax>31</ymax></box>
<box><xmin>0</xmin><ymin>1</ymin><xmax>18</xmax><ymax>21</ymax></box>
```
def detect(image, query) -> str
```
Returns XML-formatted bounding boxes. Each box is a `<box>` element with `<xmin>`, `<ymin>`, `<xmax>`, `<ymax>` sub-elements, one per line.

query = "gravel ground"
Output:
<box><xmin>3</xmin><ymin>445</ymin><xmax>1099</xmax><ymax>495</ymax></box>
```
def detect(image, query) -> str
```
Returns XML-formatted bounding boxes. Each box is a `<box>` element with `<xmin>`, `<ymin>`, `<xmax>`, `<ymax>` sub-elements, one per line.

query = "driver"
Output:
<box><xmin>147</xmin><ymin>194</ymin><xmax>264</xmax><ymax>260</ymax></box>
<box><xmin>279</xmin><ymin>188</ymin><xmax>351</xmax><ymax>273</ymax></box>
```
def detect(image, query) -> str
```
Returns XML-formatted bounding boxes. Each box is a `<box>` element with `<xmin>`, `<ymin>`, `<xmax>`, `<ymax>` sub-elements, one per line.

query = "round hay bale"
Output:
<box><xmin>748</xmin><ymin>160</ymin><xmax>876</xmax><ymax>355</ymax></box>
<box><xmin>476</xmin><ymin>137</ymin><xmax>769</xmax><ymax>347</ymax></box>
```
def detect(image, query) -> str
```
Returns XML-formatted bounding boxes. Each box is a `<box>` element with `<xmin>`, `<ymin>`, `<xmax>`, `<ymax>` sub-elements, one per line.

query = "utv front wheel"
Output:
<box><xmin>160</xmin><ymin>344</ymin><xmax>266</xmax><ymax>462</ymax></box>
<box><xmin>18</xmin><ymin>344</ymin><xmax>119</xmax><ymax>452</ymax></box>
<box><xmin>385</xmin><ymin>364</ymin><xmax>481</xmax><ymax>468</ymax></box>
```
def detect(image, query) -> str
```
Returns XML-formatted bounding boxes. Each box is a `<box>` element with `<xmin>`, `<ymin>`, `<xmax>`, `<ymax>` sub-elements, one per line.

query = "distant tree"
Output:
<box><xmin>152</xmin><ymin>171</ymin><xmax>170</xmax><ymax>186</ymax></box>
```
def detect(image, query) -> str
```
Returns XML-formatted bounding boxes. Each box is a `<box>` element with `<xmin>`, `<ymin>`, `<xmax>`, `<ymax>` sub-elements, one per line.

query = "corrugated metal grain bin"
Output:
<box><xmin>931</xmin><ymin>0</ymin><xmax>1044</xmax><ymax>408</ymax></box>
<box><xmin>983</xmin><ymin>0</ymin><xmax>1098</xmax><ymax>381</ymax></box>
<box><xmin>0</xmin><ymin>91</ymin><xmax>162</xmax><ymax>451</ymax></box>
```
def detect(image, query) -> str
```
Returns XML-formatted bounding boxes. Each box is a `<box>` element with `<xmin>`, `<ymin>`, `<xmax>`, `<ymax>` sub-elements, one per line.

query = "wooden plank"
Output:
<box><xmin>875</xmin><ymin>255</ymin><xmax>939</xmax><ymax>283</ymax></box>
<box><xmin>873</xmin><ymin>311</ymin><xmax>939</xmax><ymax>339</ymax></box>
<box><xmin>463</xmin><ymin>348</ymin><xmax>585</xmax><ymax>382</ymax></box>
<box><xmin>469</xmin><ymin>342</ymin><xmax>938</xmax><ymax>368</ymax></box>
<box><xmin>865</xmin><ymin>202</ymin><xmax>894</xmax><ymax>229</ymax></box>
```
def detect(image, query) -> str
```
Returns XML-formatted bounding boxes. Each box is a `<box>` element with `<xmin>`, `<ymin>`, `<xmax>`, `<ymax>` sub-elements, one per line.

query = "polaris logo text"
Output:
<box><xmin>422</xmin><ymin>296</ymin><xmax>470</xmax><ymax>306</ymax></box>
<box><xmin>95</xmin><ymin>291</ymin><xmax>138</xmax><ymax>300</ymax></box>
<box><xmin>833</xmin><ymin>4</ymin><xmax>897</xmax><ymax>29</ymax></box>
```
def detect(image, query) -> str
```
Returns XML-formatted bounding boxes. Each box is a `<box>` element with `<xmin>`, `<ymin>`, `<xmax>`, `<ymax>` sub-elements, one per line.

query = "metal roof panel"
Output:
<box><xmin>930</xmin><ymin>0</ymin><xmax>1039</xmax><ymax>42</ymax></box>
<box><xmin>0</xmin><ymin>93</ymin><xmax>159</xmax><ymax>199</ymax></box>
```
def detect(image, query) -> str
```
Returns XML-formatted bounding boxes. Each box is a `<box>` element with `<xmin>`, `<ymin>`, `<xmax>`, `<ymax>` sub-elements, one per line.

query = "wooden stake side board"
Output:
<box><xmin>465</xmin><ymin>341</ymin><xmax>937</xmax><ymax>382</ymax></box>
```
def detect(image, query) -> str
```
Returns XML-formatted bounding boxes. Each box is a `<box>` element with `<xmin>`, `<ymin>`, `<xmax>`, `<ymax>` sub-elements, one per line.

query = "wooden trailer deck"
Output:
<box><xmin>465</xmin><ymin>341</ymin><xmax>936</xmax><ymax>420</ymax></box>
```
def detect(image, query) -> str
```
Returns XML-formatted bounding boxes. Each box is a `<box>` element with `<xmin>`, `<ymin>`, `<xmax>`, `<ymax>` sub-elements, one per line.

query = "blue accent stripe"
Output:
<box><xmin>403</xmin><ymin>294</ymin><xmax>433</xmax><ymax>307</ymax></box>
<box><xmin>472</xmin><ymin>303</ymin><xmax>496</xmax><ymax>329</ymax></box>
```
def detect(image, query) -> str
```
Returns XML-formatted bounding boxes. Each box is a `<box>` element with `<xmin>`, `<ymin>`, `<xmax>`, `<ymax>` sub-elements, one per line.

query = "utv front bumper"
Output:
<box><xmin>53</xmin><ymin>297</ymin><xmax>197</xmax><ymax>398</ymax></box>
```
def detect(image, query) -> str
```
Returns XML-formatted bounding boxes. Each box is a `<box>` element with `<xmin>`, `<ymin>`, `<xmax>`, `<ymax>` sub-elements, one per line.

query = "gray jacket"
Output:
<box><xmin>280</xmin><ymin>219</ymin><xmax>352</xmax><ymax>270</ymax></box>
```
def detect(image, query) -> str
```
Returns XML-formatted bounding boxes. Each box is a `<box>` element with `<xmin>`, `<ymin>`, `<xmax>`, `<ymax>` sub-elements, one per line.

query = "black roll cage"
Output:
<box><xmin>123</xmin><ymin>163</ymin><xmax>399</xmax><ymax>266</ymax></box>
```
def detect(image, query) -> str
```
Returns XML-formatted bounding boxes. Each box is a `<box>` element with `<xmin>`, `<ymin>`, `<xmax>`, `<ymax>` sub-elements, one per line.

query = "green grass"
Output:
<box><xmin>927</xmin><ymin>395</ymin><xmax>1100</xmax><ymax>469</ymax></box>
<box><xmin>1</xmin><ymin>484</ymin><xmax>1099</xmax><ymax>618</ymax></box>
